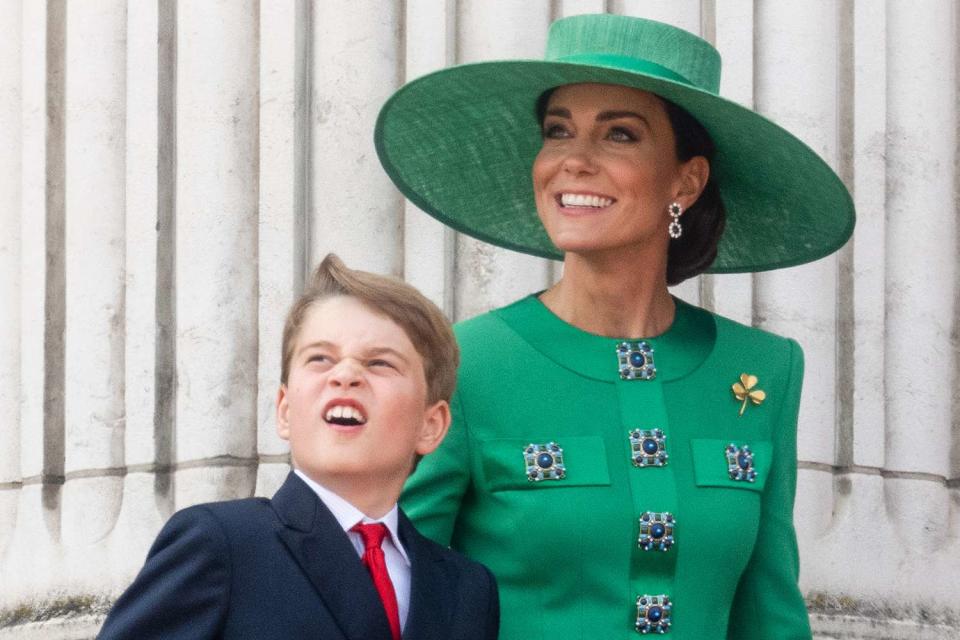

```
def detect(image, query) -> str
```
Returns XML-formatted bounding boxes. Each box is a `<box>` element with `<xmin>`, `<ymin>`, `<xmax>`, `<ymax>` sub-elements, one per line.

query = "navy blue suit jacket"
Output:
<box><xmin>98</xmin><ymin>472</ymin><xmax>499</xmax><ymax>639</ymax></box>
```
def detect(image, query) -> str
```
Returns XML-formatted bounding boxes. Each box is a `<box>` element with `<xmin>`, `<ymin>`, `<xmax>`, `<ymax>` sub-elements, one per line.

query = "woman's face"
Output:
<box><xmin>533</xmin><ymin>83</ymin><xmax>696</xmax><ymax>258</ymax></box>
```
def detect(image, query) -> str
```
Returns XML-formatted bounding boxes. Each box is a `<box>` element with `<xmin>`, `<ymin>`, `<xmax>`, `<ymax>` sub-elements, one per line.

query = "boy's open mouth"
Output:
<box><xmin>323</xmin><ymin>402</ymin><xmax>368</xmax><ymax>426</ymax></box>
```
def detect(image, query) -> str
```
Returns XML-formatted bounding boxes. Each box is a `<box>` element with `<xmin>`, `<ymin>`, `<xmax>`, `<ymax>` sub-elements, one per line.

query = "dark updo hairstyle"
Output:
<box><xmin>535</xmin><ymin>89</ymin><xmax>726</xmax><ymax>285</ymax></box>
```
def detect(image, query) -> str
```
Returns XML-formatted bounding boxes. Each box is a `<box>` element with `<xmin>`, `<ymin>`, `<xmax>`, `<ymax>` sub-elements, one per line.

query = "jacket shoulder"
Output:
<box><xmin>709</xmin><ymin>310</ymin><xmax>802</xmax><ymax>365</ymax></box>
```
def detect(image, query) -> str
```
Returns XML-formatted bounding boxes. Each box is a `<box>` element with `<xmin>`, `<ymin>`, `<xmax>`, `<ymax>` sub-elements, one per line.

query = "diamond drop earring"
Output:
<box><xmin>668</xmin><ymin>202</ymin><xmax>683</xmax><ymax>239</ymax></box>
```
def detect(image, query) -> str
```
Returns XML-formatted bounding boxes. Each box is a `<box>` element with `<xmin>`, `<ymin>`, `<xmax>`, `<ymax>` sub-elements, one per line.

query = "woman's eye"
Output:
<box><xmin>307</xmin><ymin>354</ymin><xmax>330</xmax><ymax>364</ymax></box>
<box><xmin>369</xmin><ymin>359</ymin><xmax>396</xmax><ymax>369</ymax></box>
<box><xmin>607</xmin><ymin>126</ymin><xmax>637</xmax><ymax>142</ymax></box>
<box><xmin>541</xmin><ymin>123</ymin><xmax>570</xmax><ymax>139</ymax></box>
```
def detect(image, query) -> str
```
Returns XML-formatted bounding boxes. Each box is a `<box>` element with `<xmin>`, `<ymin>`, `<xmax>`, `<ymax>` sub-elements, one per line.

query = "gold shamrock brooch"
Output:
<box><xmin>732</xmin><ymin>374</ymin><xmax>765</xmax><ymax>416</ymax></box>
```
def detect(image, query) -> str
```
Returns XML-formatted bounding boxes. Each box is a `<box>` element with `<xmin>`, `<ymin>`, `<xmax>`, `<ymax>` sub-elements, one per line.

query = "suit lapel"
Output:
<box><xmin>397</xmin><ymin>510</ymin><xmax>455</xmax><ymax>640</ymax></box>
<box><xmin>272</xmin><ymin>473</ymin><xmax>393</xmax><ymax>640</ymax></box>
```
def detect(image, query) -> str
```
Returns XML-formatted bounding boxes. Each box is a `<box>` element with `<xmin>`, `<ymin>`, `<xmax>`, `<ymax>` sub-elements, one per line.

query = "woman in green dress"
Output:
<box><xmin>376</xmin><ymin>13</ymin><xmax>853</xmax><ymax>640</ymax></box>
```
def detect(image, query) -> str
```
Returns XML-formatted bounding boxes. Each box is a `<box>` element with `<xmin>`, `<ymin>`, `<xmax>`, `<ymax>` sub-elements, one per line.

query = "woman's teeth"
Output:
<box><xmin>560</xmin><ymin>193</ymin><xmax>613</xmax><ymax>208</ymax></box>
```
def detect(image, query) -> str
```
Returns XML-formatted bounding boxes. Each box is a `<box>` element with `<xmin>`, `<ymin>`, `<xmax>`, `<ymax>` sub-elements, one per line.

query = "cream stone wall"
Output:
<box><xmin>0</xmin><ymin>1</ymin><xmax>957</xmax><ymax>638</ymax></box>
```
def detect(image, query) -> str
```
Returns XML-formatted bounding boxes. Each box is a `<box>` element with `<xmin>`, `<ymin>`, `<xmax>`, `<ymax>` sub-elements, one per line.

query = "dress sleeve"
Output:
<box><xmin>727</xmin><ymin>339</ymin><xmax>813</xmax><ymax>639</ymax></box>
<box><xmin>400</xmin><ymin>389</ymin><xmax>472</xmax><ymax>546</ymax></box>
<box><xmin>97</xmin><ymin>506</ymin><xmax>230</xmax><ymax>639</ymax></box>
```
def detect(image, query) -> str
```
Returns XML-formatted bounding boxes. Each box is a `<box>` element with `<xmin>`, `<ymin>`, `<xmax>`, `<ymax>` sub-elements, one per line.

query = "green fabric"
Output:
<box><xmin>402</xmin><ymin>296</ymin><xmax>811</xmax><ymax>639</ymax></box>
<box><xmin>376</xmin><ymin>13</ymin><xmax>855</xmax><ymax>273</ymax></box>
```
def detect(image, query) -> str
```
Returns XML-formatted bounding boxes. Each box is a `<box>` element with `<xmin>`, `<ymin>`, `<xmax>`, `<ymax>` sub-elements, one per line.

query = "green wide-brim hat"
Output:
<box><xmin>375</xmin><ymin>14</ymin><xmax>855</xmax><ymax>272</ymax></box>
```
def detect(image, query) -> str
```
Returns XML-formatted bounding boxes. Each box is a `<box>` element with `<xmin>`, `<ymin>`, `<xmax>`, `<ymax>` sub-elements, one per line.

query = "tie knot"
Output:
<box><xmin>352</xmin><ymin>522</ymin><xmax>388</xmax><ymax>550</ymax></box>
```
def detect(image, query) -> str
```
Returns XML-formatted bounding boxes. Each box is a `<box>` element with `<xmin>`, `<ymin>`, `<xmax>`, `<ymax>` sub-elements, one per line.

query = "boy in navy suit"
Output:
<box><xmin>99</xmin><ymin>254</ymin><xmax>499</xmax><ymax>640</ymax></box>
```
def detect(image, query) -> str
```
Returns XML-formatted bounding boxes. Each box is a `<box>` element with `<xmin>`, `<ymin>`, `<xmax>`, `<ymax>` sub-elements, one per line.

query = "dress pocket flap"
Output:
<box><xmin>690</xmin><ymin>438</ymin><xmax>773</xmax><ymax>492</ymax></box>
<box><xmin>480</xmin><ymin>436</ymin><xmax>611</xmax><ymax>492</ymax></box>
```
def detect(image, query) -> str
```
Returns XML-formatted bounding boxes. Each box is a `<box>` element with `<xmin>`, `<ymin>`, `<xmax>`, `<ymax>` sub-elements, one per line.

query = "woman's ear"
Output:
<box><xmin>676</xmin><ymin>155</ymin><xmax>710</xmax><ymax>209</ymax></box>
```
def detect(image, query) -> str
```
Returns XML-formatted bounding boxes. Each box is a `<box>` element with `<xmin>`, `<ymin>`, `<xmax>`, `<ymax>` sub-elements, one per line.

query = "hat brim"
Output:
<box><xmin>375</xmin><ymin>60</ymin><xmax>855</xmax><ymax>273</ymax></box>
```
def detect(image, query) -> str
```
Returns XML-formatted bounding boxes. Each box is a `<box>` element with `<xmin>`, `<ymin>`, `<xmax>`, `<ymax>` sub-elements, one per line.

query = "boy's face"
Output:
<box><xmin>276</xmin><ymin>295</ymin><xmax>450</xmax><ymax>491</ymax></box>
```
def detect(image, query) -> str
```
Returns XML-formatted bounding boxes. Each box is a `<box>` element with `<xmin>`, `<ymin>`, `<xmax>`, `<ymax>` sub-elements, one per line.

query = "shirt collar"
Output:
<box><xmin>490</xmin><ymin>294</ymin><xmax>715</xmax><ymax>382</ymax></box>
<box><xmin>294</xmin><ymin>470</ymin><xmax>410</xmax><ymax>566</ymax></box>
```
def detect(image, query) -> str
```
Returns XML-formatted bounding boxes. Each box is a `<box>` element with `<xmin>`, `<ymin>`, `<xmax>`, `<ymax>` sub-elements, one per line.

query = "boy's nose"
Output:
<box><xmin>328</xmin><ymin>359</ymin><xmax>363</xmax><ymax>387</ymax></box>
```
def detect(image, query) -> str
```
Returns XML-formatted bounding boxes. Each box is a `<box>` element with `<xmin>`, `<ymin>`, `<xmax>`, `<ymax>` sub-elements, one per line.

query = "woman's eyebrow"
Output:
<box><xmin>596</xmin><ymin>110</ymin><xmax>649</xmax><ymax>126</ymax></box>
<box><xmin>544</xmin><ymin>106</ymin><xmax>571</xmax><ymax>118</ymax></box>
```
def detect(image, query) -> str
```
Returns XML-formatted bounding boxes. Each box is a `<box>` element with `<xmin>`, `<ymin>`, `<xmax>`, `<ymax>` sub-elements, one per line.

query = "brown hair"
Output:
<box><xmin>280</xmin><ymin>254</ymin><xmax>459</xmax><ymax>405</ymax></box>
<box><xmin>661</xmin><ymin>99</ymin><xmax>726</xmax><ymax>285</ymax></box>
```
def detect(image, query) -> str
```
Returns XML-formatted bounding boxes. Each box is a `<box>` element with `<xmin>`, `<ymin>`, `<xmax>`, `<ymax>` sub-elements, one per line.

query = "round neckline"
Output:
<box><xmin>492</xmin><ymin>294</ymin><xmax>716</xmax><ymax>382</ymax></box>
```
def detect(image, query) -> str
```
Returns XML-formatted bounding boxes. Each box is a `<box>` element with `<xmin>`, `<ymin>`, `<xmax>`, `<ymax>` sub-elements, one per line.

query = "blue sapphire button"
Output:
<box><xmin>629</xmin><ymin>429</ymin><xmax>668</xmax><ymax>467</ymax></box>
<box><xmin>638</xmin><ymin>511</ymin><xmax>675</xmax><ymax>551</ymax></box>
<box><xmin>635</xmin><ymin>595</ymin><xmax>672</xmax><ymax>634</ymax></box>
<box><xmin>523</xmin><ymin>442</ymin><xmax>566</xmax><ymax>482</ymax></box>
<box><xmin>616</xmin><ymin>341</ymin><xmax>657</xmax><ymax>380</ymax></box>
<box><xmin>726</xmin><ymin>443</ymin><xmax>758</xmax><ymax>482</ymax></box>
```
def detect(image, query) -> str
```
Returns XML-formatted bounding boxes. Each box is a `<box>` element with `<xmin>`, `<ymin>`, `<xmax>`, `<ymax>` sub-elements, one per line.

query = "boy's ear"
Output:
<box><xmin>415</xmin><ymin>400</ymin><xmax>452</xmax><ymax>456</ymax></box>
<box><xmin>276</xmin><ymin>385</ymin><xmax>291</xmax><ymax>441</ymax></box>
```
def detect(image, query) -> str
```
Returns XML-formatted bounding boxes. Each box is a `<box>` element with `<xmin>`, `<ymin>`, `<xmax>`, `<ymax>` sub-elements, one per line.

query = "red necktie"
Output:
<box><xmin>352</xmin><ymin>523</ymin><xmax>402</xmax><ymax>640</ymax></box>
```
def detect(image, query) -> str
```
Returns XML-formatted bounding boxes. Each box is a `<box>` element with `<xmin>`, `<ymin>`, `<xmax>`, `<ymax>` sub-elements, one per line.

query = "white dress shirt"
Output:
<box><xmin>294</xmin><ymin>470</ymin><xmax>412</xmax><ymax>630</ymax></box>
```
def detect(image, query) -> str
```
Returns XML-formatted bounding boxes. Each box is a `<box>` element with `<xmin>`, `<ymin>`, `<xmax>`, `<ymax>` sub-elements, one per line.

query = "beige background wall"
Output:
<box><xmin>0</xmin><ymin>1</ymin><xmax>957</xmax><ymax>638</ymax></box>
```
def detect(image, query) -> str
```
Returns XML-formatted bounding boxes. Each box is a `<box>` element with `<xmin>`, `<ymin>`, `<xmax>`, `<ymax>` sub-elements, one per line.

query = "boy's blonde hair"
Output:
<box><xmin>281</xmin><ymin>254</ymin><xmax>459</xmax><ymax>405</ymax></box>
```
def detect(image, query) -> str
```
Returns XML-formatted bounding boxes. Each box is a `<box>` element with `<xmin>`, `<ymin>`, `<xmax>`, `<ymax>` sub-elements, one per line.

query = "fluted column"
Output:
<box><xmin>556</xmin><ymin>0</ymin><xmax>607</xmax><ymax>19</ymax></box>
<box><xmin>612</xmin><ymin>0</ymin><xmax>700</xmax><ymax>33</ymax></box>
<box><xmin>454</xmin><ymin>0</ymin><xmax>555</xmax><ymax>321</ymax></box>
<box><xmin>61</xmin><ymin>0</ymin><xmax>127</xmax><ymax>550</ymax></box>
<box><xmin>174</xmin><ymin>0</ymin><xmax>259</xmax><ymax>507</ymax></box>
<box><xmin>402</xmin><ymin>0</ymin><xmax>456</xmax><ymax>313</ymax></box>
<box><xmin>884</xmin><ymin>0</ymin><xmax>956</xmax><ymax>579</ymax></box>
<box><xmin>703</xmin><ymin>1</ymin><xmax>755</xmax><ymax>326</ymax></box>
<box><xmin>105</xmin><ymin>0</ymin><xmax>174</xmax><ymax>584</ymax></box>
<box><xmin>0</xmin><ymin>0</ymin><xmax>23</xmax><ymax>559</ymax></box>
<box><xmin>308</xmin><ymin>0</ymin><xmax>402</xmax><ymax>275</ymax></box>
<box><xmin>256</xmin><ymin>0</ymin><xmax>305</xmax><ymax>497</ymax></box>
<box><xmin>754</xmin><ymin>0</ymin><xmax>841</xmax><ymax>540</ymax></box>
<box><xmin>3</xmin><ymin>0</ymin><xmax>66</xmax><ymax>603</ymax></box>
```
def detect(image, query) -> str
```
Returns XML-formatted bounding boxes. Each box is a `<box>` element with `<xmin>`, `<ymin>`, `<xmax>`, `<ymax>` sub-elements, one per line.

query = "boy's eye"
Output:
<box><xmin>307</xmin><ymin>354</ymin><xmax>331</xmax><ymax>364</ymax></box>
<box><xmin>368</xmin><ymin>359</ymin><xmax>396</xmax><ymax>369</ymax></box>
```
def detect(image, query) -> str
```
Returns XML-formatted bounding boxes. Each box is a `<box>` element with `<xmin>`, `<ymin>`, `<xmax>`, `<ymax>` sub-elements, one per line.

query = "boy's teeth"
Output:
<box><xmin>561</xmin><ymin>193</ymin><xmax>612</xmax><ymax>208</ymax></box>
<box><xmin>325</xmin><ymin>405</ymin><xmax>367</xmax><ymax>423</ymax></box>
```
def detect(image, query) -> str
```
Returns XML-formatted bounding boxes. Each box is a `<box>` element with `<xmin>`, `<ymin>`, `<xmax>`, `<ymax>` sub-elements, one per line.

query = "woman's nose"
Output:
<box><xmin>560</xmin><ymin>139</ymin><xmax>598</xmax><ymax>175</ymax></box>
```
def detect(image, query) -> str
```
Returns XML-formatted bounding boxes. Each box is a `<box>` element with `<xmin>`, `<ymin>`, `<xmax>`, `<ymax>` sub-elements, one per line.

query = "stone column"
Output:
<box><xmin>308</xmin><ymin>0</ymin><xmax>403</xmax><ymax>275</ymax></box>
<box><xmin>256</xmin><ymin>0</ymin><xmax>306</xmax><ymax>497</ymax></box>
<box><xmin>105</xmin><ymin>0</ymin><xmax>175</xmax><ymax>585</ymax></box>
<box><xmin>884</xmin><ymin>0</ymin><xmax>956</xmax><ymax>595</ymax></box>
<box><xmin>3</xmin><ymin>0</ymin><xmax>67</xmax><ymax>603</ymax></box>
<box><xmin>754</xmin><ymin>0</ymin><xmax>841</xmax><ymax>540</ymax></box>
<box><xmin>61</xmin><ymin>0</ymin><xmax>127</xmax><ymax>552</ymax></box>
<box><xmin>454</xmin><ymin>0</ymin><xmax>556</xmax><ymax>321</ymax></box>
<box><xmin>702</xmin><ymin>0</ymin><xmax>755</xmax><ymax>326</ymax></box>
<box><xmin>0</xmin><ymin>0</ymin><xmax>23</xmax><ymax>559</ymax></box>
<box><xmin>402</xmin><ymin>0</ymin><xmax>457</xmax><ymax>314</ymax></box>
<box><xmin>174</xmin><ymin>0</ymin><xmax>259</xmax><ymax>507</ymax></box>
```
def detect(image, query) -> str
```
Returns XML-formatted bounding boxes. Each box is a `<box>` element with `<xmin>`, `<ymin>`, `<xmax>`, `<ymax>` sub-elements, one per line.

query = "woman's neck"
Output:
<box><xmin>540</xmin><ymin>250</ymin><xmax>675</xmax><ymax>338</ymax></box>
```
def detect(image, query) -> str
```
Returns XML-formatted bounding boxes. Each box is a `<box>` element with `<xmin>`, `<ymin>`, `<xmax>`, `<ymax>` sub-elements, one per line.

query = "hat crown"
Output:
<box><xmin>545</xmin><ymin>14</ymin><xmax>721</xmax><ymax>95</ymax></box>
